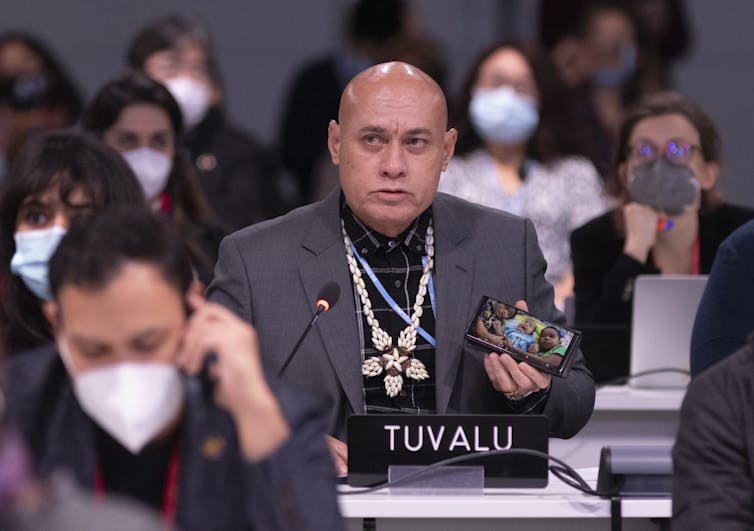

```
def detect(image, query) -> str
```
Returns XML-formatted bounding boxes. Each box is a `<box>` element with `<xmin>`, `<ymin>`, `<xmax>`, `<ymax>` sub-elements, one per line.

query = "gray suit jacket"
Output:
<box><xmin>208</xmin><ymin>189</ymin><xmax>594</xmax><ymax>440</ymax></box>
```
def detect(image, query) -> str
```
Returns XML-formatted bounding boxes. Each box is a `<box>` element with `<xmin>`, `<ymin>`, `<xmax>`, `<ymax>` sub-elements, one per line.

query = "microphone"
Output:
<box><xmin>278</xmin><ymin>282</ymin><xmax>340</xmax><ymax>376</ymax></box>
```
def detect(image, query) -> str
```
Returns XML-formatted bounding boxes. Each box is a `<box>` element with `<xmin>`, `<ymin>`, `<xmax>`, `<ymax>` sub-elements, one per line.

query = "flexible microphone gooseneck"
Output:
<box><xmin>278</xmin><ymin>282</ymin><xmax>340</xmax><ymax>376</ymax></box>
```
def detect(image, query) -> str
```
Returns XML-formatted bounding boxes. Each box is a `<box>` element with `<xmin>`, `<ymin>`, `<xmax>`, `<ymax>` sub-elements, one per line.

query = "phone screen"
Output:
<box><xmin>465</xmin><ymin>296</ymin><xmax>581</xmax><ymax>378</ymax></box>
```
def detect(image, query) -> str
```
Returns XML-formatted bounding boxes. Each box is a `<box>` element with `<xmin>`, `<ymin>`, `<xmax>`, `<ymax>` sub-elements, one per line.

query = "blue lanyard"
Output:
<box><xmin>347</xmin><ymin>238</ymin><xmax>436</xmax><ymax>346</ymax></box>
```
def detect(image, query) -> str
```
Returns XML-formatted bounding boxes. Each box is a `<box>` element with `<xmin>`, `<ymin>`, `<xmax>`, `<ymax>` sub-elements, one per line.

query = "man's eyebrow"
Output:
<box><xmin>356</xmin><ymin>126</ymin><xmax>434</xmax><ymax>136</ymax></box>
<box><xmin>69</xmin><ymin>333</ymin><xmax>105</xmax><ymax>348</ymax></box>
<box><xmin>358</xmin><ymin>126</ymin><xmax>388</xmax><ymax>135</ymax></box>
<box><xmin>404</xmin><ymin>128</ymin><xmax>433</xmax><ymax>137</ymax></box>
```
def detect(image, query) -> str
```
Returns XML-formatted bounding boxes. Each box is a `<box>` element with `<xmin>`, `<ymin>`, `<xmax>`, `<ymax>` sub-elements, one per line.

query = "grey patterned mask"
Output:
<box><xmin>628</xmin><ymin>156</ymin><xmax>699</xmax><ymax>216</ymax></box>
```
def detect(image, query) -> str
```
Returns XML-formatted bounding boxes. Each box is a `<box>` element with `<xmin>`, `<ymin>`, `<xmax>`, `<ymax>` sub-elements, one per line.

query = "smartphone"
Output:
<box><xmin>465</xmin><ymin>296</ymin><xmax>581</xmax><ymax>378</ymax></box>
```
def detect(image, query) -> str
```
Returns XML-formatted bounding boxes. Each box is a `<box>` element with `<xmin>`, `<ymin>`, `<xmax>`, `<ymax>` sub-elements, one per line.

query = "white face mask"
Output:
<box><xmin>60</xmin><ymin>343</ymin><xmax>185</xmax><ymax>454</ymax></box>
<box><xmin>121</xmin><ymin>148</ymin><xmax>172</xmax><ymax>201</ymax></box>
<box><xmin>164</xmin><ymin>76</ymin><xmax>211</xmax><ymax>130</ymax></box>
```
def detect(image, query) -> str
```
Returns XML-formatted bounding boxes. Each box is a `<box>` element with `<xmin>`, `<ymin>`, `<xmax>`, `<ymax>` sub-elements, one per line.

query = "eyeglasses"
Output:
<box><xmin>627</xmin><ymin>141</ymin><xmax>702</xmax><ymax>165</ymax></box>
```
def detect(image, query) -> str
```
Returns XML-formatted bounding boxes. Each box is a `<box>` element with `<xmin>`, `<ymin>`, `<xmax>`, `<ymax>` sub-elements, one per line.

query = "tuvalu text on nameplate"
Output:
<box><xmin>347</xmin><ymin>414</ymin><xmax>549</xmax><ymax>488</ymax></box>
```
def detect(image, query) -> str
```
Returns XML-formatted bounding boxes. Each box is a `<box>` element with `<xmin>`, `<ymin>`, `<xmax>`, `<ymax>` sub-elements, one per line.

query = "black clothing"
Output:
<box><xmin>673</xmin><ymin>336</ymin><xmax>754</xmax><ymax>528</ymax></box>
<box><xmin>184</xmin><ymin>107</ymin><xmax>295</xmax><ymax>233</ymax></box>
<box><xmin>572</xmin><ymin>204</ymin><xmax>754</xmax><ymax>325</ymax></box>
<box><xmin>96</xmin><ymin>425</ymin><xmax>176</xmax><ymax>512</ymax></box>
<box><xmin>279</xmin><ymin>57</ymin><xmax>342</xmax><ymax>202</ymax></box>
<box><xmin>341</xmin><ymin>202</ymin><xmax>437</xmax><ymax>415</ymax></box>
<box><xmin>181</xmin><ymin>215</ymin><xmax>225</xmax><ymax>286</ymax></box>
<box><xmin>570</xmin><ymin>204</ymin><xmax>754</xmax><ymax>382</ymax></box>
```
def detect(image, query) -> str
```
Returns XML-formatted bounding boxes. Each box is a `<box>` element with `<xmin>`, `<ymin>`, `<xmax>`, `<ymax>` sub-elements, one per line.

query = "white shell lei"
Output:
<box><xmin>342</xmin><ymin>220</ymin><xmax>432</xmax><ymax>397</ymax></box>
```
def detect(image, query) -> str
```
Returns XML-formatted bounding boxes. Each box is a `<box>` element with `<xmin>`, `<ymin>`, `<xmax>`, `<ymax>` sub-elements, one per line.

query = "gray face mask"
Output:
<box><xmin>628</xmin><ymin>156</ymin><xmax>699</xmax><ymax>216</ymax></box>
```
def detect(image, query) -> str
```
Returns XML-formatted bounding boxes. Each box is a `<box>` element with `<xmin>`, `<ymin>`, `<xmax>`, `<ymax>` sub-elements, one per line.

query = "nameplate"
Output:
<box><xmin>347</xmin><ymin>414</ymin><xmax>549</xmax><ymax>488</ymax></box>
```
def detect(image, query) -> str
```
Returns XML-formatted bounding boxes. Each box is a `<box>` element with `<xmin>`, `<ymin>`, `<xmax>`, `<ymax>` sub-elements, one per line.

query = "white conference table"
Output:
<box><xmin>340</xmin><ymin>385</ymin><xmax>684</xmax><ymax>530</ymax></box>
<box><xmin>549</xmin><ymin>384</ymin><xmax>686</xmax><ymax>468</ymax></box>
<box><xmin>339</xmin><ymin>468</ymin><xmax>670</xmax><ymax>530</ymax></box>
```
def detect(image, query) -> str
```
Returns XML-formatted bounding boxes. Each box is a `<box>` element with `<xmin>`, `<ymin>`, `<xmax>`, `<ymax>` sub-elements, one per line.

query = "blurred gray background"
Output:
<box><xmin>3</xmin><ymin>0</ymin><xmax>753</xmax><ymax>205</ymax></box>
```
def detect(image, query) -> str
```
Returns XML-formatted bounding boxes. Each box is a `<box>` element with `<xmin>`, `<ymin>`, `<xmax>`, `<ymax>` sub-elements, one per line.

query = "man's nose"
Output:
<box><xmin>381</xmin><ymin>141</ymin><xmax>407</xmax><ymax>178</ymax></box>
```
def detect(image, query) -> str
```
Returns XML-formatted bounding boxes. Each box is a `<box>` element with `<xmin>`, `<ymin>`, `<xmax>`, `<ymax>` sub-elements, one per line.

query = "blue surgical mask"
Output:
<box><xmin>469</xmin><ymin>86</ymin><xmax>539</xmax><ymax>144</ymax></box>
<box><xmin>591</xmin><ymin>45</ymin><xmax>637</xmax><ymax>87</ymax></box>
<box><xmin>10</xmin><ymin>226</ymin><xmax>67</xmax><ymax>301</ymax></box>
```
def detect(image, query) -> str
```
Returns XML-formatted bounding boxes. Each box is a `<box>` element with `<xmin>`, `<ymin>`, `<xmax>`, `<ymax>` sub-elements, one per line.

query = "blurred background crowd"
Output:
<box><xmin>2</xmin><ymin>0</ymin><xmax>752</xmax><ymax>369</ymax></box>
<box><xmin>1</xmin><ymin>0</ymin><xmax>754</xmax><ymax>525</ymax></box>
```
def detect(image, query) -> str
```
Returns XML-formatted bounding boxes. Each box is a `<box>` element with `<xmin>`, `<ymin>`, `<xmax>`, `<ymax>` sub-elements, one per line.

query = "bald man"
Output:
<box><xmin>208</xmin><ymin>62</ymin><xmax>594</xmax><ymax>475</ymax></box>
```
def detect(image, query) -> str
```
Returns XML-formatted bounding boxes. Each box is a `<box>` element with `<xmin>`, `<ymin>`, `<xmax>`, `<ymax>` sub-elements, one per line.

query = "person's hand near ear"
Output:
<box><xmin>177</xmin><ymin>290</ymin><xmax>290</xmax><ymax>462</ymax></box>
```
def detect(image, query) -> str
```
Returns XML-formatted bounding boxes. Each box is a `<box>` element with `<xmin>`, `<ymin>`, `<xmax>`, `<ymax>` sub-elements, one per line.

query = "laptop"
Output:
<box><xmin>629</xmin><ymin>275</ymin><xmax>708</xmax><ymax>388</ymax></box>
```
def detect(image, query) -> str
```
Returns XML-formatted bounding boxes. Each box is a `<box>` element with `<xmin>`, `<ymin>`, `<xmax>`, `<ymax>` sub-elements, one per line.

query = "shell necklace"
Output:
<box><xmin>341</xmin><ymin>220</ymin><xmax>431</xmax><ymax>397</ymax></box>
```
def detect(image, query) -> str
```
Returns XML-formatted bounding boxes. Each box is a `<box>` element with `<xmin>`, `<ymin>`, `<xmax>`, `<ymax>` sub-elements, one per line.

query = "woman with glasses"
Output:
<box><xmin>570</xmin><ymin>91</ymin><xmax>754</xmax><ymax>330</ymax></box>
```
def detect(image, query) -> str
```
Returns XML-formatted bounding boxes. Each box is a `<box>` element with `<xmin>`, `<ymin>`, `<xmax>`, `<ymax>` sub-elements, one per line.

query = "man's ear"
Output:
<box><xmin>327</xmin><ymin>120</ymin><xmax>341</xmax><ymax>166</ymax></box>
<box><xmin>441</xmin><ymin>128</ymin><xmax>457</xmax><ymax>171</ymax></box>
<box><xmin>43</xmin><ymin>301</ymin><xmax>59</xmax><ymax>333</ymax></box>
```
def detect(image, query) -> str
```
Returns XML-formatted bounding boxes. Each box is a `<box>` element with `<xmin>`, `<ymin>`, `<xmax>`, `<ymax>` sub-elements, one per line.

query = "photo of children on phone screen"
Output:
<box><xmin>471</xmin><ymin>299</ymin><xmax>575</xmax><ymax>372</ymax></box>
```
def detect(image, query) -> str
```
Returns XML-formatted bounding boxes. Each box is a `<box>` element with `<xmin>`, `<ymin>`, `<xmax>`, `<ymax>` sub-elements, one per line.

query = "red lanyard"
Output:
<box><xmin>94</xmin><ymin>445</ymin><xmax>181</xmax><ymax>526</ymax></box>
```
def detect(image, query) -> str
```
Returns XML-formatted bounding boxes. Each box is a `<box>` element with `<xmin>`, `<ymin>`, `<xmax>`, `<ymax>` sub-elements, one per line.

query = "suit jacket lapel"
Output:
<box><xmin>433</xmin><ymin>194</ymin><xmax>474</xmax><ymax>414</ymax></box>
<box><xmin>298</xmin><ymin>189</ymin><xmax>365</xmax><ymax>415</ymax></box>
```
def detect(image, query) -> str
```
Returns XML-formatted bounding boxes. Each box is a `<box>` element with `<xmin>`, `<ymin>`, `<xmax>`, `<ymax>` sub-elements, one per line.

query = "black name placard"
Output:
<box><xmin>347</xmin><ymin>414</ymin><xmax>549</xmax><ymax>488</ymax></box>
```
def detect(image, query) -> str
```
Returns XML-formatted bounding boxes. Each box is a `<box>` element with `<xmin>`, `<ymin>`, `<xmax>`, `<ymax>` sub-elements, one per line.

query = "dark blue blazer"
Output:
<box><xmin>691</xmin><ymin>219</ymin><xmax>754</xmax><ymax>376</ymax></box>
<box><xmin>4</xmin><ymin>346</ymin><xmax>344</xmax><ymax>531</ymax></box>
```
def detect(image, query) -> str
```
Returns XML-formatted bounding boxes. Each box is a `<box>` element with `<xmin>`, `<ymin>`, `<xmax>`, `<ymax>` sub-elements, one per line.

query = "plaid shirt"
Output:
<box><xmin>341</xmin><ymin>200</ymin><xmax>437</xmax><ymax>415</ymax></box>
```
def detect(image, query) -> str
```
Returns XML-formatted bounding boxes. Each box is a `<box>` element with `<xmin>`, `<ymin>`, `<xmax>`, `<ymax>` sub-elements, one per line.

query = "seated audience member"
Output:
<box><xmin>538</xmin><ymin>1</ymin><xmax>645</xmax><ymax>178</ymax></box>
<box><xmin>673</xmin><ymin>336</ymin><xmax>754</xmax><ymax>528</ymax></box>
<box><xmin>571</xmin><ymin>91</ymin><xmax>754</xmax><ymax>376</ymax></box>
<box><xmin>3</xmin><ymin>208</ymin><xmax>343</xmax><ymax>531</ymax></box>
<box><xmin>278</xmin><ymin>0</ymin><xmax>412</xmax><ymax>203</ymax></box>
<box><xmin>0</xmin><ymin>131</ymin><xmax>144</xmax><ymax>358</ymax></box>
<box><xmin>209</xmin><ymin>62</ymin><xmax>595</xmax><ymax>475</ymax></box>
<box><xmin>438</xmin><ymin>40</ymin><xmax>609</xmax><ymax>309</ymax></box>
<box><xmin>690</xmin><ymin>219</ymin><xmax>754</xmax><ymax>376</ymax></box>
<box><xmin>126</xmin><ymin>14</ymin><xmax>295</xmax><ymax>232</ymax></box>
<box><xmin>0</xmin><ymin>32</ymin><xmax>83</xmax><ymax>180</ymax></box>
<box><xmin>82</xmin><ymin>72</ymin><xmax>224</xmax><ymax>285</ymax></box>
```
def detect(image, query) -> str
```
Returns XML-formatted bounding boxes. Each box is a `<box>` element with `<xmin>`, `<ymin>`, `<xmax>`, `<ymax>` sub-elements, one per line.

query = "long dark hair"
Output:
<box><xmin>0</xmin><ymin>131</ymin><xmax>144</xmax><ymax>356</ymax></box>
<box><xmin>450</xmin><ymin>39</ymin><xmax>591</xmax><ymax>163</ymax></box>
<box><xmin>81</xmin><ymin>71</ymin><xmax>212</xmax><ymax>216</ymax></box>
<box><xmin>81</xmin><ymin>71</ymin><xmax>216</xmax><ymax>277</ymax></box>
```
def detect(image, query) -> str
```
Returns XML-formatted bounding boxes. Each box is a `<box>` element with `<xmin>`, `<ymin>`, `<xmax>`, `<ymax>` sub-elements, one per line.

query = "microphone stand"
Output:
<box><xmin>278</xmin><ymin>304</ymin><xmax>327</xmax><ymax>376</ymax></box>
